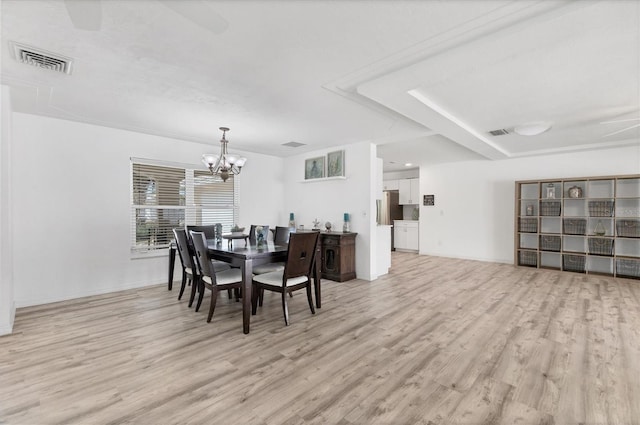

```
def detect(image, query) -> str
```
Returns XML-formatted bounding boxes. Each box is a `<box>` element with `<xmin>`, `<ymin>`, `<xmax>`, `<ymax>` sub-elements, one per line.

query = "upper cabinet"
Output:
<box><xmin>383</xmin><ymin>179</ymin><xmax>399</xmax><ymax>191</ymax></box>
<box><xmin>399</xmin><ymin>178</ymin><xmax>419</xmax><ymax>204</ymax></box>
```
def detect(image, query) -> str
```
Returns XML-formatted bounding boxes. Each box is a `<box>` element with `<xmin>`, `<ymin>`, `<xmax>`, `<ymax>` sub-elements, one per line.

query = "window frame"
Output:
<box><xmin>130</xmin><ymin>158</ymin><xmax>238</xmax><ymax>255</ymax></box>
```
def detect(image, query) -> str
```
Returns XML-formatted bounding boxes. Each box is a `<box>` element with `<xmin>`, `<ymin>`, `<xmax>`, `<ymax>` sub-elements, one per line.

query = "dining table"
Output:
<box><xmin>205</xmin><ymin>239</ymin><xmax>322</xmax><ymax>334</ymax></box>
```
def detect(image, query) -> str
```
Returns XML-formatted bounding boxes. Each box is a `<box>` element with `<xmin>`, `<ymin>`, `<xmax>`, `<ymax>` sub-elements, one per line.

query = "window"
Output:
<box><xmin>131</xmin><ymin>160</ymin><xmax>238</xmax><ymax>252</ymax></box>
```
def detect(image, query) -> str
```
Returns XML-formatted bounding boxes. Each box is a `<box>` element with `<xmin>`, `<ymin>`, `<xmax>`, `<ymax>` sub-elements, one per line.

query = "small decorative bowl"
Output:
<box><xmin>230</xmin><ymin>227</ymin><xmax>245</xmax><ymax>236</ymax></box>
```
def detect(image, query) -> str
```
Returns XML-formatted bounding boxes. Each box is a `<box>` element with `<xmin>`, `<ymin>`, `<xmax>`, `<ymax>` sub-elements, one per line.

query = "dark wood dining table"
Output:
<box><xmin>206</xmin><ymin>239</ymin><xmax>322</xmax><ymax>334</ymax></box>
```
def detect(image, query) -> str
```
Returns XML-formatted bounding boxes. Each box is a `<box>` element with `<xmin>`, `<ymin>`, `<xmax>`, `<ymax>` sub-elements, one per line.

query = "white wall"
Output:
<box><xmin>283</xmin><ymin>142</ymin><xmax>379</xmax><ymax>280</ymax></box>
<box><xmin>420</xmin><ymin>145</ymin><xmax>640</xmax><ymax>263</ymax></box>
<box><xmin>11</xmin><ymin>113</ymin><xmax>284</xmax><ymax>307</ymax></box>
<box><xmin>0</xmin><ymin>85</ymin><xmax>15</xmax><ymax>334</ymax></box>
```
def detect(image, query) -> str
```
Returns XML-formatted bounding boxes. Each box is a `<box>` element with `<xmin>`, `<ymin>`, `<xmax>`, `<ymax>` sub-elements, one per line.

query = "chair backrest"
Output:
<box><xmin>273</xmin><ymin>226</ymin><xmax>291</xmax><ymax>244</ymax></box>
<box><xmin>186</xmin><ymin>225</ymin><xmax>217</xmax><ymax>239</ymax></box>
<box><xmin>249</xmin><ymin>224</ymin><xmax>270</xmax><ymax>244</ymax></box>
<box><xmin>189</xmin><ymin>231</ymin><xmax>215</xmax><ymax>283</ymax></box>
<box><xmin>173</xmin><ymin>228</ymin><xmax>195</xmax><ymax>270</ymax></box>
<box><xmin>283</xmin><ymin>232</ymin><xmax>319</xmax><ymax>280</ymax></box>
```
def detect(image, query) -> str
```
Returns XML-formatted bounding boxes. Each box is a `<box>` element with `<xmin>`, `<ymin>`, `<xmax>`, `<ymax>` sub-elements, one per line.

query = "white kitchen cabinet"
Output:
<box><xmin>383</xmin><ymin>179</ymin><xmax>399</xmax><ymax>191</ymax></box>
<box><xmin>394</xmin><ymin>220</ymin><xmax>419</xmax><ymax>251</ymax></box>
<box><xmin>398</xmin><ymin>178</ymin><xmax>419</xmax><ymax>204</ymax></box>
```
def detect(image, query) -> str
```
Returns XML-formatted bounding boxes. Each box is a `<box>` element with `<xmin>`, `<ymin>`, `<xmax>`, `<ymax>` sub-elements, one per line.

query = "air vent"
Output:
<box><xmin>488</xmin><ymin>128</ymin><xmax>510</xmax><ymax>136</ymax></box>
<box><xmin>282</xmin><ymin>141</ymin><xmax>306</xmax><ymax>148</ymax></box>
<box><xmin>10</xmin><ymin>42</ymin><xmax>73</xmax><ymax>74</ymax></box>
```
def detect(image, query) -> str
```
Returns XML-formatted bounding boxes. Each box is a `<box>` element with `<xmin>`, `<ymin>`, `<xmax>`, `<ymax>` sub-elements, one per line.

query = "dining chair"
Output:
<box><xmin>273</xmin><ymin>226</ymin><xmax>292</xmax><ymax>244</ymax></box>
<box><xmin>186</xmin><ymin>225</ymin><xmax>216</xmax><ymax>239</ymax></box>
<box><xmin>186</xmin><ymin>225</ymin><xmax>234</xmax><ymax>297</ymax></box>
<box><xmin>251</xmin><ymin>231</ymin><xmax>319</xmax><ymax>325</ymax></box>
<box><xmin>172</xmin><ymin>228</ymin><xmax>198</xmax><ymax>302</ymax></box>
<box><xmin>190</xmin><ymin>231</ymin><xmax>244</xmax><ymax>322</ymax></box>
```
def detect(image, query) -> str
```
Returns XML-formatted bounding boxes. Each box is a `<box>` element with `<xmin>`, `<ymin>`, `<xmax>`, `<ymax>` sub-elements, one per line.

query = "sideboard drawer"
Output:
<box><xmin>322</xmin><ymin>235</ymin><xmax>340</xmax><ymax>246</ymax></box>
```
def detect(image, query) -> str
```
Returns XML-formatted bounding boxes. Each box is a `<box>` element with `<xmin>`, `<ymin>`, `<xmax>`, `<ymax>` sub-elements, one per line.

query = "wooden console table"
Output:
<box><xmin>320</xmin><ymin>232</ymin><xmax>357</xmax><ymax>282</ymax></box>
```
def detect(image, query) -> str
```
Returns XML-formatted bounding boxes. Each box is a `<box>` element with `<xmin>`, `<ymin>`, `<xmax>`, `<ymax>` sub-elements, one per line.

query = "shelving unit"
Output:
<box><xmin>515</xmin><ymin>175</ymin><xmax>640</xmax><ymax>279</ymax></box>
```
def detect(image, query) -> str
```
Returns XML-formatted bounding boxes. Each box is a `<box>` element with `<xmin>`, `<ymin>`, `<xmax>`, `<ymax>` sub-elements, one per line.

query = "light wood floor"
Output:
<box><xmin>2</xmin><ymin>253</ymin><xmax>640</xmax><ymax>425</ymax></box>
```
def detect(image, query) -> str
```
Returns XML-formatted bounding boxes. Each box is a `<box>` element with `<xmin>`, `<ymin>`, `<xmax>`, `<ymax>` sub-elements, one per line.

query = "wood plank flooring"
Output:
<box><xmin>2</xmin><ymin>252</ymin><xmax>640</xmax><ymax>424</ymax></box>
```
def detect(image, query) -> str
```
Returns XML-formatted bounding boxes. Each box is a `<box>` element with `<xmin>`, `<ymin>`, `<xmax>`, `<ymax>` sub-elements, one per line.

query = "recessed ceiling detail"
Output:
<box><xmin>10</xmin><ymin>42</ymin><xmax>73</xmax><ymax>74</ymax></box>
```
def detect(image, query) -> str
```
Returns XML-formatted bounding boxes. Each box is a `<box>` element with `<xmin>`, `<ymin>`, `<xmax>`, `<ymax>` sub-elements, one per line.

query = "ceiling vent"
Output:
<box><xmin>488</xmin><ymin>128</ymin><xmax>510</xmax><ymax>136</ymax></box>
<box><xmin>10</xmin><ymin>42</ymin><xmax>73</xmax><ymax>74</ymax></box>
<box><xmin>282</xmin><ymin>141</ymin><xmax>306</xmax><ymax>148</ymax></box>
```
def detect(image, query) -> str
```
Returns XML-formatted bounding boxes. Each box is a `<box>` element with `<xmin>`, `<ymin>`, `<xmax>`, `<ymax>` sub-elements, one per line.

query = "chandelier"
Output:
<box><xmin>201</xmin><ymin>127</ymin><xmax>247</xmax><ymax>182</ymax></box>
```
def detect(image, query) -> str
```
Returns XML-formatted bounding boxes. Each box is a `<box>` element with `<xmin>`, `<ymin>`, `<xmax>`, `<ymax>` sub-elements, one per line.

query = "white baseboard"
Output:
<box><xmin>0</xmin><ymin>302</ymin><xmax>15</xmax><ymax>336</ymax></box>
<box><xmin>15</xmin><ymin>279</ymin><xmax>170</xmax><ymax>308</ymax></box>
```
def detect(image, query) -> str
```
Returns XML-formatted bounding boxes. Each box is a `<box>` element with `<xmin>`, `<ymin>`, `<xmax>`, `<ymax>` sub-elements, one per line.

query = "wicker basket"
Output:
<box><xmin>518</xmin><ymin>251</ymin><xmax>537</xmax><ymax>267</ymax></box>
<box><xmin>563</xmin><ymin>218</ymin><xmax>586</xmax><ymax>235</ymax></box>
<box><xmin>563</xmin><ymin>254</ymin><xmax>586</xmax><ymax>273</ymax></box>
<box><xmin>588</xmin><ymin>200</ymin><xmax>614</xmax><ymax>217</ymax></box>
<box><xmin>540</xmin><ymin>235</ymin><xmax>561</xmax><ymax>252</ymax></box>
<box><xmin>539</xmin><ymin>201</ymin><xmax>561</xmax><ymax>216</ymax></box>
<box><xmin>519</xmin><ymin>218</ymin><xmax>538</xmax><ymax>233</ymax></box>
<box><xmin>616</xmin><ymin>219</ymin><xmax>640</xmax><ymax>238</ymax></box>
<box><xmin>588</xmin><ymin>238</ymin><xmax>614</xmax><ymax>256</ymax></box>
<box><xmin>616</xmin><ymin>258</ymin><xmax>640</xmax><ymax>279</ymax></box>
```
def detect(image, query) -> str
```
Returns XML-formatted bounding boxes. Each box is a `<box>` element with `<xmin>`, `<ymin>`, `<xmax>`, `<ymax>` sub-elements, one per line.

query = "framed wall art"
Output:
<box><xmin>305</xmin><ymin>156</ymin><xmax>325</xmax><ymax>180</ymax></box>
<box><xmin>327</xmin><ymin>150</ymin><xmax>344</xmax><ymax>177</ymax></box>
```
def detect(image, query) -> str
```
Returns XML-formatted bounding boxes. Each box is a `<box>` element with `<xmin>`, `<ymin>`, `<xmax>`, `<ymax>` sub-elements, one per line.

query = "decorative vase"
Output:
<box><xmin>288</xmin><ymin>212</ymin><xmax>296</xmax><ymax>230</ymax></box>
<box><xmin>546</xmin><ymin>183</ymin><xmax>556</xmax><ymax>199</ymax></box>
<box><xmin>594</xmin><ymin>220</ymin><xmax>606</xmax><ymax>236</ymax></box>
<box><xmin>343</xmin><ymin>213</ymin><xmax>350</xmax><ymax>232</ymax></box>
<box><xmin>214</xmin><ymin>223</ymin><xmax>223</xmax><ymax>244</ymax></box>
<box><xmin>255</xmin><ymin>225</ymin><xmax>266</xmax><ymax>247</ymax></box>
<box><xmin>325</xmin><ymin>221</ymin><xmax>332</xmax><ymax>232</ymax></box>
<box><xmin>568</xmin><ymin>185</ymin><xmax>583</xmax><ymax>198</ymax></box>
<box><xmin>526</xmin><ymin>204</ymin><xmax>534</xmax><ymax>216</ymax></box>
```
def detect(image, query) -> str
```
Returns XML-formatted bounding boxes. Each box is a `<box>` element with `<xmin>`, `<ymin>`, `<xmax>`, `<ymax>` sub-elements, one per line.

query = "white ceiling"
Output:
<box><xmin>2</xmin><ymin>0</ymin><xmax>639</xmax><ymax>172</ymax></box>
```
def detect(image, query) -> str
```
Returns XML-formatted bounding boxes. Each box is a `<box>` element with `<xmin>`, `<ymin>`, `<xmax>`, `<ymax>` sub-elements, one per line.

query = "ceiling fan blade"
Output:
<box><xmin>600</xmin><ymin>117</ymin><xmax>640</xmax><ymax>125</ymax></box>
<box><xmin>160</xmin><ymin>0</ymin><xmax>228</xmax><ymax>35</ymax></box>
<box><xmin>602</xmin><ymin>122</ymin><xmax>640</xmax><ymax>138</ymax></box>
<box><xmin>64</xmin><ymin>0</ymin><xmax>102</xmax><ymax>31</ymax></box>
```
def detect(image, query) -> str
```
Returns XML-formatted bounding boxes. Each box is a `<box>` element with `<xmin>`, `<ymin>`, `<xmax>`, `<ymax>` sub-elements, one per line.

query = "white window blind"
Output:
<box><xmin>189</xmin><ymin>170</ymin><xmax>238</xmax><ymax>232</ymax></box>
<box><xmin>131</xmin><ymin>160</ymin><xmax>238</xmax><ymax>252</ymax></box>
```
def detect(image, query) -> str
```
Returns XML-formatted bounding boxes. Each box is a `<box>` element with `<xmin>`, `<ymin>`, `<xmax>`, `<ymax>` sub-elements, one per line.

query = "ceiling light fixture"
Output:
<box><xmin>202</xmin><ymin>127</ymin><xmax>247</xmax><ymax>182</ymax></box>
<box><xmin>513</xmin><ymin>121</ymin><xmax>552</xmax><ymax>136</ymax></box>
<box><xmin>405</xmin><ymin>163</ymin><xmax>413</xmax><ymax>167</ymax></box>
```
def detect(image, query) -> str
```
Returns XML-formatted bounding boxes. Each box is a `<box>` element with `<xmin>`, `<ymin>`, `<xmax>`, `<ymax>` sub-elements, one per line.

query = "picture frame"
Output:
<box><xmin>326</xmin><ymin>150</ymin><xmax>345</xmax><ymax>177</ymax></box>
<box><xmin>305</xmin><ymin>156</ymin><xmax>325</xmax><ymax>180</ymax></box>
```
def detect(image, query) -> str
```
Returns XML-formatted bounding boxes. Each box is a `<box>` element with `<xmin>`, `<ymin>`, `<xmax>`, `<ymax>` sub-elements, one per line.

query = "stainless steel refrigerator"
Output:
<box><xmin>377</xmin><ymin>190</ymin><xmax>404</xmax><ymax>250</ymax></box>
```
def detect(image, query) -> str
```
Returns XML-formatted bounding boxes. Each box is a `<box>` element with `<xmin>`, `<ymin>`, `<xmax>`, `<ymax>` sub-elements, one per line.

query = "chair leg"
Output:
<box><xmin>259</xmin><ymin>288</ymin><xmax>264</xmax><ymax>306</ymax></box>
<box><xmin>195</xmin><ymin>279</ymin><xmax>205</xmax><ymax>312</ymax></box>
<box><xmin>251</xmin><ymin>283</ymin><xmax>259</xmax><ymax>315</ymax></box>
<box><xmin>207</xmin><ymin>289</ymin><xmax>219</xmax><ymax>322</ymax></box>
<box><xmin>178</xmin><ymin>272</ymin><xmax>188</xmax><ymax>300</ymax></box>
<box><xmin>188</xmin><ymin>277</ymin><xmax>197</xmax><ymax>307</ymax></box>
<box><xmin>306</xmin><ymin>283</ymin><xmax>315</xmax><ymax>314</ymax></box>
<box><xmin>227</xmin><ymin>288</ymin><xmax>233</xmax><ymax>299</ymax></box>
<box><xmin>281</xmin><ymin>290</ymin><xmax>290</xmax><ymax>326</ymax></box>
